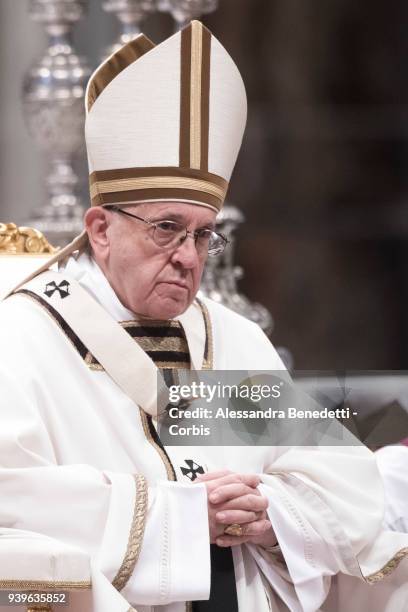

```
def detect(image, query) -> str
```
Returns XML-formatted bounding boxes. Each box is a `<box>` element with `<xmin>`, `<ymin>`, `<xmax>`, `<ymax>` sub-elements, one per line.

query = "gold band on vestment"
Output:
<box><xmin>365</xmin><ymin>547</ymin><xmax>408</xmax><ymax>584</ymax></box>
<box><xmin>0</xmin><ymin>580</ymin><xmax>91</xmax><ymax>589</ymax></box>
<box><xmin>112</xmin><ymin>474</ymin><xmax>148</xmax><ymax>592</ymax></box>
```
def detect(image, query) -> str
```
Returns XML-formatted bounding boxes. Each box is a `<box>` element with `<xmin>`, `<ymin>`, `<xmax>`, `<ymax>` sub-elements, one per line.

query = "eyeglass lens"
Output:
<box><xmin>153</xmin><ymin>221</ymin><xmax>225</xmax><ymax>255</ymax></box>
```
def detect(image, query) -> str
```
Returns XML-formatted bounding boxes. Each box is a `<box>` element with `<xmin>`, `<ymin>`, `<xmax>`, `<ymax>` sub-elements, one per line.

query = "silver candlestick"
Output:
<box><xmin>102</xmin><ymin>0</ymin><xmax>157</xmax><ymax>59</ymax></box>
<box><xmin>158</xmin><ymin>0</ymin><xmax>218</xmax><ymax>29</ymax></box>
<box><xmin>23</xmin><ymin>0</ymin><xmax>92</xmax><ymax>245</ymax></box>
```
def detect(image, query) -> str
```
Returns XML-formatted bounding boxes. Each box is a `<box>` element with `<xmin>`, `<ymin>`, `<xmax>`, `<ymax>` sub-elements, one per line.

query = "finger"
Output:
<box><xmin>209</xmin><ymin>482</ymin><xmax>255</xmax><ymax>503</ymax></box>
<box><xmin>207</xmin><ymin>473</ymin><xmax>260</xmax><ymax>492</ymax></box>
<box><xmin>216</xmin><ymin>535</ymin><xmax>253</xmax><ymax>547</ymax></box>
<box><xmin>209</xmin><ymin>483</ymin><xmax>263</xmax><ymax>506</ymax></box>
<box><xmin>195</xmin><ymin>470</ymin><xmax>232</xmax><ymax>482</ymax></box>
<box><xmin>237</xmin><ymin>473</ymin><xmax>260</xmax><ymax>488</ymax></box>
<box><xmin>242</xmin><ymin>519</ymin><xmax>272</xmax><ymax>537</ymax></box>
<box><xmin>216</xmin><ymin>510</ymin><xmax>258</xmax><ymax>525</ymax></box>
<box><xmin>217</xmin><ymin>493</ymin><xmax>269</xmax><ymax>513</ymax></box>
<box><xmin>216</xmin><ymin>521</ymin><xmax>271</xmax><ymax>548</ymax></box>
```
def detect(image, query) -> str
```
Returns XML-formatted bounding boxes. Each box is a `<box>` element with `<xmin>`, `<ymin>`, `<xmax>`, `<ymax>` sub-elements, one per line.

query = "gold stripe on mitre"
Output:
<box><xmin>86</xmin><ymin>34</ymin><xmax>155</xmax><ymax>113</ymax></box>
<box><xmin>90</xmin><ymin>176</ymin><xmax>225</xmax><ymax>202</ymax></box>
<box><xmin>180</xmin><ymin>21</ymin><xmax>212</xmax><ymax>172</ymax></box>
<box><xmin>190</xmin><ymin>21</ymin><xmax>203</xmax><ymax>169</ymax></box>
<box><xmin>89</xmin><ymin>167</ymin><xmax>228</xmax><ymax>211</ymax></box>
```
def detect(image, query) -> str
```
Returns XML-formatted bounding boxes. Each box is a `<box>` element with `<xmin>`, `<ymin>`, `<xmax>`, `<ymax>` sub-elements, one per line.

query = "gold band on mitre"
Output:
<box><xmin>89</xmin><ymin>167</ymin><xmax>228</xmax><ymax>212</ymax></box>
<box><xmin>86</xmin><ymin>35</ymin><xmax>155</xmax><ymax>113</ymax></box>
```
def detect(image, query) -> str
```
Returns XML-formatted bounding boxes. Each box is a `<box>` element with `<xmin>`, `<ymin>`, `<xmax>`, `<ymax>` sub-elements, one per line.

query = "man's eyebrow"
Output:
<box><xmin>202</xmin><ymin>222</ymin><xmax>216</xmax><ymax>231</ymax></box>
<box><xmin>148</xmin><ymin>211</ymin><xmax>216</xmax><ymax>230</ymax></box>
<box><xmin>145</xmin><ymin>210</ymin><xmax>184</xmax><ymax>222</ymax></box>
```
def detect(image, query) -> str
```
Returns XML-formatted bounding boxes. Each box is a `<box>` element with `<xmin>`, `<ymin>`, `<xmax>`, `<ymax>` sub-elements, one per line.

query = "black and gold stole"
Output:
<box><xmin>128</xmin><ymin>317</ymin><xmax>238</xmax><ymax>612</ymax></box>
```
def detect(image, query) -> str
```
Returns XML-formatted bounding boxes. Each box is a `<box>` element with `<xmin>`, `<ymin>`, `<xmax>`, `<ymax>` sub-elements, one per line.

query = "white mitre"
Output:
<box><xmin>7</xmin><ymin>21</ymin><xmax>247</xmax><ymax>287</ymax></box>
<box><xmin>85</xmin><ymin>20</ymin><xmax>247</xmax><ymax>213</ymax></box>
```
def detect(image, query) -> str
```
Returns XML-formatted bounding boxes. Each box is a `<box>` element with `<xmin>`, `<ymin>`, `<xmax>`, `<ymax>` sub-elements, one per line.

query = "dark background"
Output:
<box><xmin>2</xmin><ymin>0</ymin><xmax>407</xmax><ymax>370</ymax></box>
<box><xmin>202</xmin><ymin>0</ymin><xmax>408</xmax><ymax>370</ymax></box>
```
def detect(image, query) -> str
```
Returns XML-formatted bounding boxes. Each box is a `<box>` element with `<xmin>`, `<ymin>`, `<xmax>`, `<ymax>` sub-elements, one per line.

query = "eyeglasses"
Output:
<box><xmin>106</xmin><ymin>205</ymin><xmax>229</xmax><ymax>256</ymax></box>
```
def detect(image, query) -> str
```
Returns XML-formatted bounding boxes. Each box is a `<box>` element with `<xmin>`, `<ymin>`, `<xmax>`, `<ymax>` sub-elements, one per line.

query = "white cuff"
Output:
<box><xmin>96</xmin><ymin>471</ymin><xmax>145</xmax><ymax>585</ymax></box>
<box><xmin>123</xmin><ymin>480</ymin><xmax>210</xmax><ymax>605</ymax></box>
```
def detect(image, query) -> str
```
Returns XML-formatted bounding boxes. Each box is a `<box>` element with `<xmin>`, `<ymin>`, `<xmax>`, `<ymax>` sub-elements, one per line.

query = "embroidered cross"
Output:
<box><xmin>180</xmin><ymin>459</ymin><xmax>205</xmax><ymax>481</ymax></box>
<box><xmin>44</xmin><ymin>280</ymin><xmax>70</xmax><ymax>299</ymax></box>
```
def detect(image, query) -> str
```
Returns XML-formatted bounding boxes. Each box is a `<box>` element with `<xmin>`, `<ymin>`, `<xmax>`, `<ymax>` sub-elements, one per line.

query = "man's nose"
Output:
<box><xmin>170</xmin><ymin>234</ymin><xmax>201</xmax><ymax>268</ymax></box>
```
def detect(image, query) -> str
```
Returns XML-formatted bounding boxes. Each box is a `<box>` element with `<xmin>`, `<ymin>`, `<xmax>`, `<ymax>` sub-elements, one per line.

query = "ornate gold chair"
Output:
<box><xmin>0</xmin><ymin>224</ymin><xmax>92</xmax><ymax>612</ymax></box>
<box><xmin>0</xmin><ymin>223</ymin><xmax>58</xmax><ymax>298</ymax></box>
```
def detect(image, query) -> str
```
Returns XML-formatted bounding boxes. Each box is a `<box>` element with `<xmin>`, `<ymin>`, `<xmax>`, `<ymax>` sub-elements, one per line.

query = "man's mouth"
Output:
<box><xmin>162</xmin><ymin>281</ymin><xmax>189</xmax><ymax>290</ymax></box>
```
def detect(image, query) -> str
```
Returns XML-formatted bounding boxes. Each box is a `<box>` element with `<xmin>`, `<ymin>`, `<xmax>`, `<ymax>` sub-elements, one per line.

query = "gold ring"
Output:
<box><xmin>223</xmin><ymin>523</ymin><xmax>244</xmax><ymax>537</ymax></box>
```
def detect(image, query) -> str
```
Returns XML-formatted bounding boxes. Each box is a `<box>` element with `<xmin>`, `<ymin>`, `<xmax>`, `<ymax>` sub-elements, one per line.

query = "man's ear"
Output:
<box><xmin>84</xmin><ymin>207</ymin><xmax>110</xmax><ymax>260</ymax></box>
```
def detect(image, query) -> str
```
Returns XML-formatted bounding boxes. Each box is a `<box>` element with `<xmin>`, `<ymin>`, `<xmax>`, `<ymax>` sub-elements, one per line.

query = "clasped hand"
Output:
<box><xmin>195</xmin><ymin>470</ymin><xmax>277</xmax><ymax>548</ymax></box>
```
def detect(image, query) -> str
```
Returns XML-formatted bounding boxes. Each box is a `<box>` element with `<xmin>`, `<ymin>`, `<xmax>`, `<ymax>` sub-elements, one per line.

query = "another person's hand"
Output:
<box><xmin>195</xmin><ymin>470</ymin><xmax>276</xmax><ymax>548</ymax></box>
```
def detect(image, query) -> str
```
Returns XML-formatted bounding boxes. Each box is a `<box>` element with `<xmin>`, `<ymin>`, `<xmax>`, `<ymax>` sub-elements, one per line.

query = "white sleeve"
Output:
<box><xmin>247</xmin><ymin>446</ymin><xmax>387</xmax><ymax>612</ymax></box>
<box><xmin>0</xmin><ymin>364</ymin><xmax>211</xmax><ymax>606</ymax></box>
<box><xmin>375</xmin><ymin>445</ymin><xmax>408</xmax><ymax>533</ymax></box>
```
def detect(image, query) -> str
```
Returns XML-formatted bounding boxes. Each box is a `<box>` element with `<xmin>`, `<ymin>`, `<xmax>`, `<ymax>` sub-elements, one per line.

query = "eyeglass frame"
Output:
<box><xmin>105</xmin><ymin>205</ymin><xmax>229</xmax><ymax>256</ymax></box>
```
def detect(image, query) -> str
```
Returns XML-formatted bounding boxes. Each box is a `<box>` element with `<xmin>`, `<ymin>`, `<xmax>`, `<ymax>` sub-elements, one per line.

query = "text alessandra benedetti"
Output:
<box><xmin>168</xmin><ymin>406</ymin><xmax>352</xmax><ymax>420</ymax></box>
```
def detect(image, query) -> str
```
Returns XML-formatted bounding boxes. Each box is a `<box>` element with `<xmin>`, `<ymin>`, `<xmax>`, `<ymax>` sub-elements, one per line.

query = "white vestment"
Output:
<box><xmin>376</xmin><ymin>445</ymin><xmax>408</xmax><ymax>534</ymax></box>
<box><xmin>0</xmin><ymin>253</ymin><xmax>407</xmax><ymax>612</ymax></box>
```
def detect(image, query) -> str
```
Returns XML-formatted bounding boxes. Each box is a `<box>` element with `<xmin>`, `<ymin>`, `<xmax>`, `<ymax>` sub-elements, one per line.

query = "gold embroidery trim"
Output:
<box><xmin>365</xmin><ymin>547</ymin><xmax>408</xmax><ymax>584</ymax></box>
<box><xmin>135</xmin><ymin>336</ymin><xmax>189</xmax><ymax>353</ymax></box>
<box><xmin>86</xmin><ymin>34</ymin><xmax>155</xmax><ymax>112</ymax></box>
<box><xmin>190</xmin><ymin>21</ymin><xmax>203</xmax><ymax>169</ymax></box>
<box><xmin>155</xmin><ymin>359</ymin><xmax>190</xmax><ymax>369</ymax></box>
<box><xmin>112</xmin><ymin>474</ymin><xmax>148</xmax><ymax>592</ymax></box>
<box><xmin>139</xmin><ymin>409</ymin><xmax>176</xmax><ymax>481</ymax></box>
<box><xmin>86</xmin><ymin>355</ymin><xmax>190</xmax><ymax>371</ymax></box>
<box><xmin>121</xmin><ymin>320</ymin><xmax>183</xmax><ymax>329</ymax></box>
<box><xmin>85</xmin><ymin>319</ymin><xmax>189</xmax><ymax>370</ymax></box>
<box><xmin>196</xmin><ymin>299</ymin><xmax>213</xmax><ymax>369</ymax></box>
<box><xmin>0</xmin><ymin>580</ymin><xmax>90</xmax><ymax>589</ymax></box>
<box><xmin>90</xmin><ymin>176</ymin><xmax>226</xmax><ymax>201</ymax></box>
<box><xmin>84</xmin><ymin>352</ymin><xmax>104</xmax><ymax>370</ymax></box>
<box><xmin>85</xmin><ymin>320</ymin><xmax>190</xmax><ymax>371</ymax></box>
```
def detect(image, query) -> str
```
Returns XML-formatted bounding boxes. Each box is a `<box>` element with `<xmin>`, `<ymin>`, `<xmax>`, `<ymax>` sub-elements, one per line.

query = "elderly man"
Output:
<box><xmin>0</xmin><ymin>20</ymin><xmax>407</xmax><ymax>612</ymax></box>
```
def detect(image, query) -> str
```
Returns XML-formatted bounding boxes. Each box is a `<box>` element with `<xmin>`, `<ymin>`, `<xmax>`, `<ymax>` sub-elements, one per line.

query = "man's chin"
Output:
<box><xmin>144</xmin><ymin>296</ymin><xmax>191</xmax><ymax>320</ymax></box>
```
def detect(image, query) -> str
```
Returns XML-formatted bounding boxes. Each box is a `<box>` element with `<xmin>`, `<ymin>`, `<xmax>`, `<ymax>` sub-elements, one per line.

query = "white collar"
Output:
<box><xmin>60</xmin><ymin>252</ymin><xmax>135</xmax><ymax>322</ymax></box>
